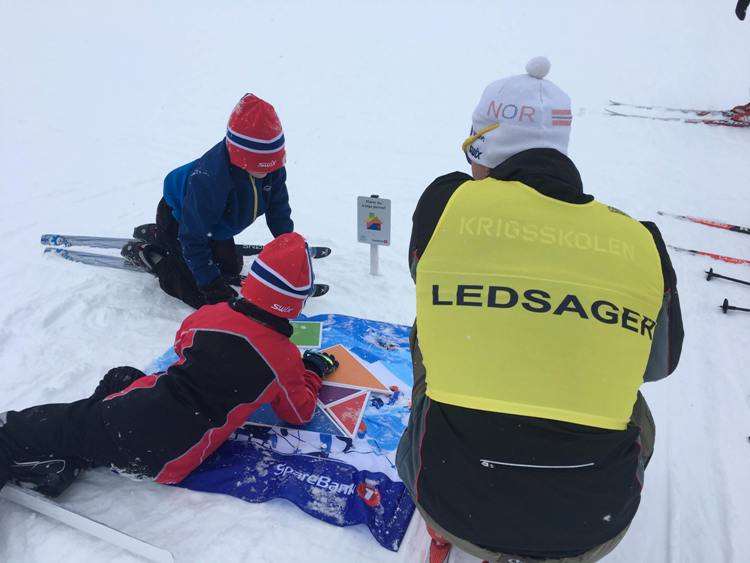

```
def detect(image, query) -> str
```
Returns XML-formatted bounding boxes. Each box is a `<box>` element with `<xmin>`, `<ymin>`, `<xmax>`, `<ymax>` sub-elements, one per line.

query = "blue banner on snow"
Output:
<box><xmin>180</xmin><ymin>427</ymin><xmax>415</xmax><ymax>551</ymax></box>
<box><xmin>147</xmin><ymin>313</ymin><xmax>415</xmax><ymax>551</ymax></box>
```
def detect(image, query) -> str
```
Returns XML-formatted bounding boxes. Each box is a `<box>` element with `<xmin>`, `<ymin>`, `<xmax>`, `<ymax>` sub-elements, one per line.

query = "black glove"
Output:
<box><xmin>303</xmin><ymin>351</ymin><xmax>339</xmax><ymax>378</ymax></box>
<box><xmin>200</xmin><ymin>276</ymin><xmax>238</xmax><ymax>305</ymax></box>
<box><xmin>738</xmin><ymin>0</ymin><xmax>749</xmax><ymax>20</ymax></box>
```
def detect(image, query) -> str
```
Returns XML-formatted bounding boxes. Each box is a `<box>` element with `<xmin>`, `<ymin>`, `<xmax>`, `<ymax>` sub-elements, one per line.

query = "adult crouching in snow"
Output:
<box><xmin>122</xmin><ymin>94</ymin><xmax>295</xmax><ymax>309</ymax></box>
<box><xmin>396</xmin><ymin>58</ymin><xmax>684</xmax><ymax>562</ymax></box>
<box><xmin>0</xmin><ymin>233</ymin><xmax>337</xmax><ymax>496</ymax></box>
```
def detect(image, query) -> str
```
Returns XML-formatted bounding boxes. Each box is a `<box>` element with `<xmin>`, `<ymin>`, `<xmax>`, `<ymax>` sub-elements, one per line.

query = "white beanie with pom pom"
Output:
<box><xmin>465</xmin><ymin>57</ymin><xmax>572</xmax><ymax>169</ymax></box>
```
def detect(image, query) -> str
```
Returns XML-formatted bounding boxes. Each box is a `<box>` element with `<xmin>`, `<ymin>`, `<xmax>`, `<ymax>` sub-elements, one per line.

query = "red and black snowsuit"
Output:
<box><xmin>0</xmin><ymin>298</ymin><xmax>321</xmax><ymax>487</ymax></box>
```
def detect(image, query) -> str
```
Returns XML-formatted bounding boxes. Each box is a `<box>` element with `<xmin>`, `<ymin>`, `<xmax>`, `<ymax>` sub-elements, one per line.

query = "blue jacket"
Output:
<box><xmin>163</xmin><ymin>141</ymin><xmax>293</xmax><ymax>287</ymax></box>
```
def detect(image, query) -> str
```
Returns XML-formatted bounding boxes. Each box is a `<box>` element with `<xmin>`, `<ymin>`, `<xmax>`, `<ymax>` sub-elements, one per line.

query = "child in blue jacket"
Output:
<box><xmin>123</xmin><ymin>94</ymin><xmax>294</xmax><ymax>308</ymax></box>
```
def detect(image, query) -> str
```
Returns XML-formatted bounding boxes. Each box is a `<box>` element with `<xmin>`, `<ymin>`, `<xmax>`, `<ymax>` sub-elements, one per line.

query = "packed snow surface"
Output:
<box><xmin>1</xmin><ymin>1</ymin><xmax>749</xmax><ymax>561</ymax></box>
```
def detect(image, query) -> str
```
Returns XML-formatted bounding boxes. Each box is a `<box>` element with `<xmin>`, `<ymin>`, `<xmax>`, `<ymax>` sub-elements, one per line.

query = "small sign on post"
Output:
<box><xmin>357</xmin><ymin>195</ymin><xmax>391</xmax><ymax>275</ymax></box>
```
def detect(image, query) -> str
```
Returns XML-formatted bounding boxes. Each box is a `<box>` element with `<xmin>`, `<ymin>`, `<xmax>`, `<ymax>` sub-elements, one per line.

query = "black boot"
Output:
<box><xmin>132</xmin><ymin>223</ymin><xmax>160</xmax><ymax>245</ymax></box>
<box><xmin>9</xmin><ymin>458</ymin><xmax>84</xmax><ymax>498</ymax></box>
<box><xmin>120</xmin><ymin>241</ymin><xmax>164</xmax><ymax>273</ymax></box>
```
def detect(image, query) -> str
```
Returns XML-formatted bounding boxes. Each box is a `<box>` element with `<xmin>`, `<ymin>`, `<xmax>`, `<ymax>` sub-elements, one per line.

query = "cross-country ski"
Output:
<box><xmin>605</xmin><ymin>107</ymin><xmax>750</xmax><ymax>128</ymax></box>
<box><xmin>608</xmin><ymin>99</ymin><xmax>727</xmax><ymax>116</ymax></box>
<box><xmin>41</xmin><ymin>233</ymin><xmax>331</xmax><ymax>258</ymax></box>
<box><xmin>607</xmin><ymin>99</ymin><xmax>750</xmax><ymax>124</ymax></box>
<box><xmin>44</xmin><ymin>247</ymin><xmax>143</xmax><ymax>271</ymax></box>
<box><xmin>0</xmin><ymin>485</ymin><xmax>174</xmax><ymax>563</ymax></box>
<box><xmin>43</xmin><ymin>247</ymin><xmax>330</xmax><ymax>296</ymax></box>
<box><xmin>668</xmin><ymin>245</ymin><xmax>750</xmax><ymax>265</ymax></box>
<box><xmin>657</xmin><ymin>211</ymin><xmax>750</xmax><ymax>235</ymax></box>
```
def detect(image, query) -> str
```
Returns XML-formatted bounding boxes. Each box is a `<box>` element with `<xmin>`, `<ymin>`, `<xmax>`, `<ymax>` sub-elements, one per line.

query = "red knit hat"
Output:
<box><xmin>241</xmin><ymin>233</ymin><xmax>313</xmax><ymax>318</ymax></box>
<box><xmin>225</xmin><ymin>94</ymin><xmax>286</xmax><ymax>175</ymax></box>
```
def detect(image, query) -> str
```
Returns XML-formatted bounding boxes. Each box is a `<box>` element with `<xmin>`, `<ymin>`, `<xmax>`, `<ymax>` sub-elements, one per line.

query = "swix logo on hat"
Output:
<box><xmin>241</xmin><ymin>233</ymin><xmax>314</xmax><ymax>319</ymax></box>
<box><xmin>226</xmin><ymin>94</ymin><xmax>286</xmax><ymax>175</ymax></box>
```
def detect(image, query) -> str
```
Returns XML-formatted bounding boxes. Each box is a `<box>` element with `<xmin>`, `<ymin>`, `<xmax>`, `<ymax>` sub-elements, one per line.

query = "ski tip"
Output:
<box><xmin>40</xmin><ymin>234</ymin><xmax>68</xmax><ymax>247</ymax></box>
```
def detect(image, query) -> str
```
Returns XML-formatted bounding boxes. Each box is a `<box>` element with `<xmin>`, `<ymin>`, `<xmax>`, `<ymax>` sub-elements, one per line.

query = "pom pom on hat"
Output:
<box><xmin>525</xmin><ymin>56</ymin><xmax>551</xmax><ymax>79</ymax></box>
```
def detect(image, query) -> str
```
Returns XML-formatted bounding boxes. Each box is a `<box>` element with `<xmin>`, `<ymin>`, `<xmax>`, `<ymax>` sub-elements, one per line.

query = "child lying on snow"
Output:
<box><xmin>0</xmin><ymin>233</ymin><xmax>337</xmax><ymax>496</ymax></box>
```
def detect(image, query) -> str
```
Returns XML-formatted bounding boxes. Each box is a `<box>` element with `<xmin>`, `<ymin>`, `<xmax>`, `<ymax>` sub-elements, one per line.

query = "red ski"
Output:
<box><xmin>604</xmin><ymin>108</ymin><xmax>750</xmax><ymax>128</ymax></box>
<box><xmin>668</xmin><ymin>245</ymin><xmax>750</xmax><ymax>266</ymax></box>
<box><xmin>657</xmin><ymin>211</ymin><xmax>750</xmax><ymax>236</ymax></box>
<box><xmin>608</xmin><ymin>99</ymin><xmax>726</xmax><ymax>117</ymax></box>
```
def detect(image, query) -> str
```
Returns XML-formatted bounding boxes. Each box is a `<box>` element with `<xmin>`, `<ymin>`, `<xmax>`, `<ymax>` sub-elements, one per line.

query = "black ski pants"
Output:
<box><xmin>0</xmin><ymin>367</ymin><xmax>145</xmax><ymax>482</ymax></box>
<box><xmin>152</xmin><ymin>198</ymin><xmax>243</xmax><ymax>309</ymax></box>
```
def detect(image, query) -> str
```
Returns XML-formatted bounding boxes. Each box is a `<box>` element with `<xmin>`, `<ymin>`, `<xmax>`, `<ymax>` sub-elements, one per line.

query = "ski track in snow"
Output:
<box><xmin>2</xmin><ymin>1</ymin><xmax>750</xmax><ymax>561</ymax></box>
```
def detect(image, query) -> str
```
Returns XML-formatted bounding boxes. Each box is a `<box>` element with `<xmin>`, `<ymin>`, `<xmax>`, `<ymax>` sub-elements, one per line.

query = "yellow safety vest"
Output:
<box><xmin>416</xmin><ymin>179</ymin><xmax>664</xmax><ymax>430</ymax></box>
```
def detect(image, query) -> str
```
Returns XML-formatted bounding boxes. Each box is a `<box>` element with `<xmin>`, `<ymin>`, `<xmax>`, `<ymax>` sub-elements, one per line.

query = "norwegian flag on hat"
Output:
<box><xmin>225</xmin><ymin>94</ymin><xmax>286</xmax><ymax>174</ymax></box>
<box><xmin>241</xmin><ymin>232</ymin><xmax>314</xmax><ymax>318</ymax></box>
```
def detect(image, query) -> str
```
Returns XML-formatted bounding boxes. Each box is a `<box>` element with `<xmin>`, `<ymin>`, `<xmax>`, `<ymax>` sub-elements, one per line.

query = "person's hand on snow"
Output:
<box><xmin>302</xmin><ymin>351</ymin><xmax>339</xmax><ymax>378</ymax></box>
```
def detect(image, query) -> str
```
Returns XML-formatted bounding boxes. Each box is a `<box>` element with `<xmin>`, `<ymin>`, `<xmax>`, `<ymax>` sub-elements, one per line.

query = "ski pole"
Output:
<box><xmin>706</xmin><ymin>268</ymin><xmax>750</xmax><ymax>287</ymax></box>
<box><xmin>720</xmin><ymin>298</ymin><xmax>750</xmax><ymax>314</ymax></box>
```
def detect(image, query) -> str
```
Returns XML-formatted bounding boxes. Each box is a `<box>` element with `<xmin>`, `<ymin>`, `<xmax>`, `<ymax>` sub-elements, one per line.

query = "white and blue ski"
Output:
<box><xmin>41</xmin><ymin>234</ymin><xmax>133</xmax><ymax>250</ymax></box>
<box><xmin>41</xmin><ymin>234</ymin><xmax>332</xmax><ymax>259</ymax></box>
<box><xmin>0</xmin><ymin>484</ymin><xmax>174</xmax><ymax>563</ymax></box>
<box><xmin>43</xmin><ymin>248</ymin><xmax>143</xmax><ymax>271</ymax></box>
<box><xmin>43</xmin><ymin>247</ymin><xmax>330</xmax><ymax>296</ymax></box>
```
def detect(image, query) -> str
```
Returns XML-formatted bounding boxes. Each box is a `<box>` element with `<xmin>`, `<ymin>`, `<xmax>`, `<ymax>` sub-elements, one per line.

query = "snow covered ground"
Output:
<box><xmin>1</xmin><ymin>1</ymin><xmax>749</xmax><ymax>561</ymax></box>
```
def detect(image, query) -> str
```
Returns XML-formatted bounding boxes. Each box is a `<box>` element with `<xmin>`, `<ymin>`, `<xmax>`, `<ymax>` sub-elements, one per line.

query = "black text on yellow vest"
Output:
<box><xmin>416</xmin><ymin>179</ymin><xmax>663</xmax><ymax>430</ymax></box>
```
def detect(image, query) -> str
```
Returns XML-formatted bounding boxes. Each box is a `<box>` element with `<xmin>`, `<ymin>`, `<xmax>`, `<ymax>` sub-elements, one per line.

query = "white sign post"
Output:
<box><xmin>357</xmin><ymin>195</ymin><xmax>391</xmax><ymax>276</ymax></box>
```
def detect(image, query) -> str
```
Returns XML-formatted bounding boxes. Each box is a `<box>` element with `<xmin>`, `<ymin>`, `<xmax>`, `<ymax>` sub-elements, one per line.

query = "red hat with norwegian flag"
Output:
<box><xmin>241</xmin><ymin>232</ymin><xmax>313</xmax><ymax>318</ymax></box>
<box><xmin>225</xmin><ymin>94</ymin><xmax>286</xmax><ymax>175</ymax></box>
